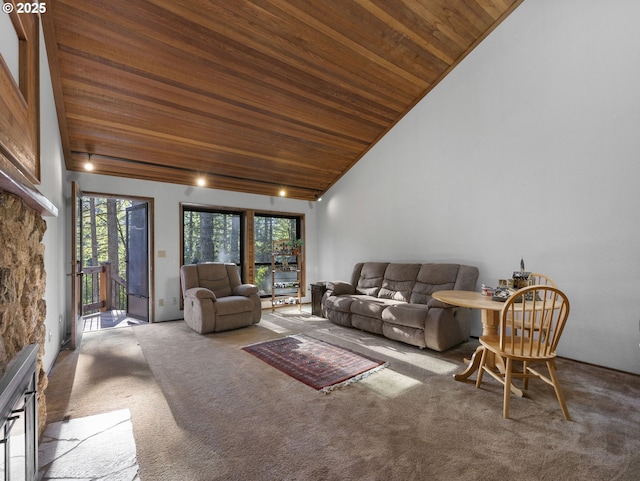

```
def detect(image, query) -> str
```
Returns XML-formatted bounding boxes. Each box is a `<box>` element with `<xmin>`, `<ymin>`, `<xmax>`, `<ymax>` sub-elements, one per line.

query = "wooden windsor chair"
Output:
<box><xmin>476</xmin><ymin>285</ymin><xmax>571</xmax><ymax>420</ymax></box>
<box><xmin>528</xmin><ymin>272</ymin><xmax>557</xmax><ymax>288</ymax></box>
<box><xmin>509</xmin><ymin>272</ymin><xmax>557</xmax><ymax>352</ymax></box>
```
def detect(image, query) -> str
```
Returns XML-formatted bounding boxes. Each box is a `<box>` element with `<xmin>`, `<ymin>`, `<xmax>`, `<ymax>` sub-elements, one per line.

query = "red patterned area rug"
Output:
<box><xmin>242</xmin><ymin>334</ymin><xmax>388</xmax><ymax>393</ymax></box>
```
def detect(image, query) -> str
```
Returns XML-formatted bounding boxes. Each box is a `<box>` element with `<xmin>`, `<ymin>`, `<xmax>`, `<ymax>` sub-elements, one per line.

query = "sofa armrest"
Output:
<box><xmin>184</xmin><ymin>287</ymin><xmax>217</xmax><ymax>301</ymax></box>
<box><xmin>234</xmin><ymin>284</ymin><xmax>259</xmax><ymax>296</ymax></box>
<box><xmin>326</xmin><ymin>281</ymin><xmax>355</xmax><ymax>296</ymax></box>
<box><xmin>424</xmin><ymin>307</ymin><xmax>469</xmax><ymax>351</ymax></box>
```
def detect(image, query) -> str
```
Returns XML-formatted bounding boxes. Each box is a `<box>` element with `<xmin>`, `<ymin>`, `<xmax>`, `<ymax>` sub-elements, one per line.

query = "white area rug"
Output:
<box><xmin>38</xmin><ymin>409</ymin><xmax>141</xmax><ymax>481</ymax></box>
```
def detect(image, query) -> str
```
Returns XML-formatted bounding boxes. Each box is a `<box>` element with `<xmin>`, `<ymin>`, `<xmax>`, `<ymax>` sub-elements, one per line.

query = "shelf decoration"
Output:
<box><xmin>271</xmin><ymin>239</ymin><xmax>303</xmax><ymax>312</ymax></box>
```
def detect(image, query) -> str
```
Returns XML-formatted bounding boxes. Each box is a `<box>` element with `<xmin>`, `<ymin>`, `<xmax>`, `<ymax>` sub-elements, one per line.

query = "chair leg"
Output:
<box><xmin>547</xmin><ymin>360</ymin><xmax>571</xmax><ymax>420</ymax></box>
<box><xmin>476</xmin><ymin>348</ymin><xmax>488</xmax><ymax>388</ymax></box>
<box><xmin>503</xmin><ymin>357</ymin><xmax>513</xmax><ymax>419</ymax></box>
<box><xmin>523</xmin><ymin>360</ymin><xmax>529</xmax><ymax>390</ymax></box>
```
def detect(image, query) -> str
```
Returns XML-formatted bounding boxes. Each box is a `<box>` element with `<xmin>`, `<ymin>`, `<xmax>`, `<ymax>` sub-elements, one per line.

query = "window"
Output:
<box><xmin>180</xmin><ymin>205</ymin><xmax>304</xmax><ymax>298</ymax></box>
<box><xmin>181</xmin><ymin>206</ymin><xmax>244</xmax><ymax>277</ymax></box>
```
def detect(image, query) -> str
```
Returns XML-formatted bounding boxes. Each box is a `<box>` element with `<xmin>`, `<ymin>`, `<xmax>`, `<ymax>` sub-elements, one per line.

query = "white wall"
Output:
<box><xmin>38</xmin><ymin>21</ymin><xmax>68</xmax><ymax>372</ymax></box>
<box><xmin>317</xmin><ymin>0</ymin><xmax>640</xmax><ymax>374</ymax></box>
<box><xmin>68</xmin><ymin>172</ymin><xmax>320</xmax><ymax>322</ymax></box>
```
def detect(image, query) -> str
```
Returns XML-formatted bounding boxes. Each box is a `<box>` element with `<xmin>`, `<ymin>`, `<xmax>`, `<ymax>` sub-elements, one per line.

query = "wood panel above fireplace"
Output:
<box><xmin>0</xmin><ymin>9</ymin><xmax>57</xmax><ymax>217</ymax></box>
<box><xmin>0</xmin><ymin>7</ymin><xmax>40</xmax><ymax>183</ymax></box>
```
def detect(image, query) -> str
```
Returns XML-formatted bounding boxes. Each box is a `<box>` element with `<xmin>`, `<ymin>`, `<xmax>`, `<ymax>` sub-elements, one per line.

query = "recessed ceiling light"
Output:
<box><xmin>279</xmin><ymin>189</ymin><xmax>286</xmax><ymax>197</ymax></box>
<box><xmin>84</xmin><ymin>154</ymin><xmax>94</xmax><ymax>171</ymax></box>
<box><xmin>197</xmin><ymin>177</ymin><xmax>206</xmax><ymax>187</ymax></box>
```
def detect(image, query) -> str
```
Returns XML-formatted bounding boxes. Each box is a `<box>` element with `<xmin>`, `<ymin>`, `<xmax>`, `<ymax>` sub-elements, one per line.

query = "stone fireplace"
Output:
<box><xmin>0</xmin><ymin>190</ymin><xmax>49</xmax><ymax>437</ymax></box>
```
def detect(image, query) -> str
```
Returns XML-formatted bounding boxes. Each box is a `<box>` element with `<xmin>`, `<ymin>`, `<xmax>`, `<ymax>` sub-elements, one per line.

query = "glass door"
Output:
<box><xmin>70</xmin><ymin>181</ymin><xmax>84</xmax><ymax>348</ymax></box>
<box><xmin>126</xmin><ymin>203</ymin><xmax>149</xmax><ymax>321</ymax></box>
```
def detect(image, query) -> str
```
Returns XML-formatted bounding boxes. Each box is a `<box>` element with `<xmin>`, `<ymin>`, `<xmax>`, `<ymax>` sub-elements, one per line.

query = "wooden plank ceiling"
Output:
<box><xmin>43</xmin><ymin>0</ymin><xmax>523</xmax><ymax>200</ymax></box>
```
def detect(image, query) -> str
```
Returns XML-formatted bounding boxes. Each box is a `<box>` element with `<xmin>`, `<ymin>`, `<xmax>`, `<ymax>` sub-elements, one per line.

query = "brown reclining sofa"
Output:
<box><xmin>322</xmin><ymin>262</ymin><xmax>479</xmax><ymax>351</ymax></box>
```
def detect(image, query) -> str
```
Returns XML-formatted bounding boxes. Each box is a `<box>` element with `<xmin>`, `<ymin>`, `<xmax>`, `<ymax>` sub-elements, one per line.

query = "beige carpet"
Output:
<box><xmin>45</xmin><ymin>310</ymin><xmax>640</xmax><ymax>481</ymax></box>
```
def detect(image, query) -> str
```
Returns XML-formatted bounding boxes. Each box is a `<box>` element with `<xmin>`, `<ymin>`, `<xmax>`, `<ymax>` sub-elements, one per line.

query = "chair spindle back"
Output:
<box><xmin>501</xmin><ymin>285</ymin><xmax>570</xmax><ymax>358</ymax></box>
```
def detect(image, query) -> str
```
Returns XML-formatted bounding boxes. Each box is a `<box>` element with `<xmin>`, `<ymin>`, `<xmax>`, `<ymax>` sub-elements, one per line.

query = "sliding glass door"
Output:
<box><xmin>253</xmin><ymin>214</ymin><xmax>300</xmax><ymax>297</ymax></box>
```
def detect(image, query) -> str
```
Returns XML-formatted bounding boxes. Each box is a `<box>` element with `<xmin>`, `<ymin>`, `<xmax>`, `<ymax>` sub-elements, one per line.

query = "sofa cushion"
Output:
<box><xmin>327</xmin><ymin>281</ymin><xmax>355</xmax><ymax>296</ymax></box>
<box><xmin>323</xmin><ymin>294</ymin><xmax>358</xmax><ymax>313</ymax></box>
<box><xmin>351</xmin><ymin>297</ymin><xmax>401</xmax><ymax>320</ymax></box>
<box><xmin>355</xmin><ymin>263</ymin><xmax>388</xmax><ymax>296</ymax></box>
<box><xmin>382</xmin><ymin>303</ymin><xmax>430</xmax><ymax>329</ymax></box>
<box><xmin>197</xmin><ymin>263</ymin><xmax>233</xmax><ymax>298</ymax></box>
<box><xmin>383</xmin><ymin>324</ymin><xmax>427</xmax><ymax>349</ymax></box>
<box><xmin>378</xmin><ymin>264</ymin><xmax>421</xmax><ymax>301</ymax></box>
<box><xmin>453</xmin><ymin>264</ymin><xmax>481</xmax><ymax>291</ymax></box>
<box><xmin>410</xmin><ymin>264</ymin><xmax>459</xmax><ymax>305</ymax></box>
<box><xmin>352</xmin><ymin>314</ymin><xmax>384</xmax><ymax>335</ymax></box>
<box><xmin>325</xmin><ymin>309</ymin><xmax>352</xmax><ymax>328</ymax></box>
<box><xmin>214</xmin><ymin>296</ymin><xmax>255</xmax><ymax>315</ymax></box>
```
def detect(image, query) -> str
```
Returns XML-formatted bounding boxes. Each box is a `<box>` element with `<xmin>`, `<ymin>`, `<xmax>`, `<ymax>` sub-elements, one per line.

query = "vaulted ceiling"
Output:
<box><xmin>42</xmin><ymin>0</ymin><xmax>523</xmax><ymax>200</ymax></box>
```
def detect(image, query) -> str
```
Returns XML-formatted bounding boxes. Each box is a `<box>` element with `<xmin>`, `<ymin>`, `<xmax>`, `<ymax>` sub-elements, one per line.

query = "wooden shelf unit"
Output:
<box><xmin>271</xmin><ymin>240</ymin><xmax>302</xmax><ymax>312</ymax></box>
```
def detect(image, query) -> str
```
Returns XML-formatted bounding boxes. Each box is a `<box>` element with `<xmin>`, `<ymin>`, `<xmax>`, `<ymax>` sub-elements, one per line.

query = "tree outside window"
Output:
<box><xmin>182</xmin><ymin>208</ymin><xmax>243</xmax><ymax>276</ymax></box>
<box><xmin>254</xmin><ymin>214</ymin><xmax>299</xmax><ymax>296</ymax></box>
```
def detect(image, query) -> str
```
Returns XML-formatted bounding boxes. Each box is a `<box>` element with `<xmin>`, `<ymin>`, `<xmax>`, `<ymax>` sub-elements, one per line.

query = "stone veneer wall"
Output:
<box><xmin>0</xmin><ymin>190</ymin><xmax>48</xmax><ymax>435</ymax></box>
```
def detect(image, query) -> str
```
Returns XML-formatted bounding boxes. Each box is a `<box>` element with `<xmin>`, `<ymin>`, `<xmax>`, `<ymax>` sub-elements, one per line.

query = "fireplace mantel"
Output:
<box><xmin>0</xmin><ymin>156</ymin><xmax>57</xmax><ymax>217</ymax></box>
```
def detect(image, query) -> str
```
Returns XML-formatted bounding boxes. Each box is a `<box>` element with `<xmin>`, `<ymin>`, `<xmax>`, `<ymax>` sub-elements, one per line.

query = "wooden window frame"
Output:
<box><xmin>179</xmin><ymin>203</ymin><xmax>305</xmax><ymax>307</ymax></box>
<box><xmin>0</xmin><ymin>3</ymin><xmax>40</xmax><ymax>184</ymax></box>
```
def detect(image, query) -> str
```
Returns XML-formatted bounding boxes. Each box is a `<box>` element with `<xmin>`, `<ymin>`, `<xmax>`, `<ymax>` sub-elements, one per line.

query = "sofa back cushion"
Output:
<box><xmin>410</xmin><ymin>264</ymin><xmax>460</xmax><ymax>305</ymax></box>
<box><xmin>453</xmin><ymin>264</ymin><xmax>480</xmax><ymax>292</ymax></box>
<box><xmin>352</xmin><ymin>262</ymin><xmax>389</xmax><ymax>296</ymax></box>
<box><xmin>197</xmin><ymin>263</ymin><xmax>233</xmax><ymax>298</ymax></box>
<box><xmin>224</xmin><ymin>263</ymin><xmax>243</xmax><ymax>291</ymax></box>
<box><xmin>378</xmin><ymin>264</ymin><xmax>421</xmax><ymax>302</ymax></box>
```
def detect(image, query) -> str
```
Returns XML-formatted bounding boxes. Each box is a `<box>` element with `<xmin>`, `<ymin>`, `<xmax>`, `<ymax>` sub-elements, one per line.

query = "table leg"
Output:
<box><xmin>453</xmin><ymin>346</ymin><xmax>483</xmax><ymax>381</ymax></box>
<box><xmin>453</xmin><ymin>308</ymin><xmax>523</xmax><ymax>395</ymax></box>
<box><xmin>453</xmin><ymin>309</ymin><xmax>499</xmax><ymax>381</ymax></box>
<box><xmin>454</xmin><ymin>349</ymin><xmax>524</xmax><ymax>396</ymax></box>
<box><xmin>481</xmin><ymin>309</ymin><xmax>499</xmax><ymax>336</ymax></box>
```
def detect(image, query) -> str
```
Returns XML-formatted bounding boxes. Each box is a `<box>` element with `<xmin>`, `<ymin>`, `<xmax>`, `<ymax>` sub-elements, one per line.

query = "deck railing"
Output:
<box><xmin>82</xmin><ymin>262</ymin><xmax>126</xmax><ymax>315</ymax></box>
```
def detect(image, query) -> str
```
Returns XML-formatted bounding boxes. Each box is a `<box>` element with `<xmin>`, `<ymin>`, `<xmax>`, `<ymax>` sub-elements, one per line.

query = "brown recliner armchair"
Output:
<box><xmin>180</xmin><ymin>263</ymin><xmax>261</xmax><ymax>334</ymax></box>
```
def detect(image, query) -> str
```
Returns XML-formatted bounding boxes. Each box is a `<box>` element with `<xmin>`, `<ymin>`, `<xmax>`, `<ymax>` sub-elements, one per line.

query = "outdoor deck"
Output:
<box><xmin>83</xmin><ymin>310</ymin><xmax>148</xmax><ymax>332</ymax></box>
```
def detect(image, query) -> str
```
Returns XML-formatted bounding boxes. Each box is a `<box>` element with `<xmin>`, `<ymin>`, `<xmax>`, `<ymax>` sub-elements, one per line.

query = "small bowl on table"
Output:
<box><xmin>481</xmin><ymin>286</ymin><xmax>495</xmax><ymax>297</ymax></box>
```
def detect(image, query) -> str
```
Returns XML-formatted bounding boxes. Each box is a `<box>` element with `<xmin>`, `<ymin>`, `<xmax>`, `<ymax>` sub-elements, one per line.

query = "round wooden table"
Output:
<box><xmin>432</xmin><ymin>290</ymin><xmax>523</xmax><ymax>395</ymax></box>
<box><xmin>432</xmin><ymin>290</ymin><xmax>504</xmax><ymax>336</ymax></box>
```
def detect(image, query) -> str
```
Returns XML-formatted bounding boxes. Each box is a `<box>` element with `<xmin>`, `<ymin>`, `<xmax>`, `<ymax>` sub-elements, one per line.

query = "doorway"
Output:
<box><xmin>71</xmin><ymin>189</ymin><xmax>153</xmax><ymax>340</ymax></box>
